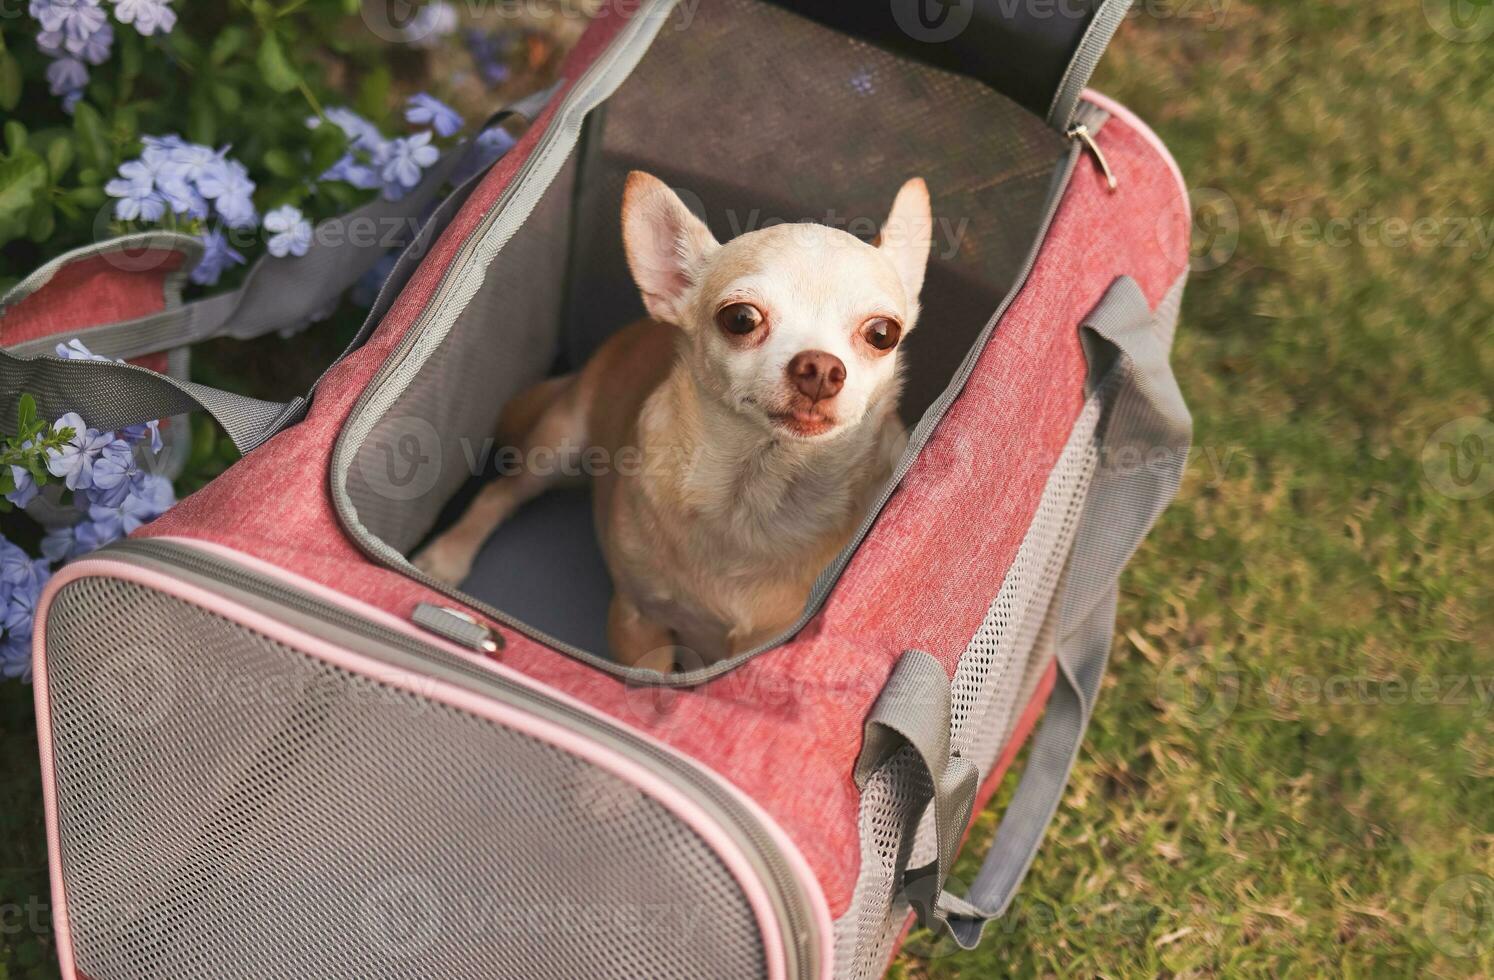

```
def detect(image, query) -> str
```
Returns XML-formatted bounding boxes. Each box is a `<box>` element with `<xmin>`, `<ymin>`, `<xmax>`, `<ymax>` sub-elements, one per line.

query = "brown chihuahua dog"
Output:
<box><xmin>414</xmin><ymin>171</ymin><xmax>933</xmax><ymax>671</ymax></box>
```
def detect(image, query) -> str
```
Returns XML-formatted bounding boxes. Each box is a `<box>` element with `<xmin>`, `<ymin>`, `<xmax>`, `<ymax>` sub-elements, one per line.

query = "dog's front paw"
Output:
<box><xmin>411</xmin><ymin>537</ymin><xmax>476</xmax><ymax>586</ymax></box>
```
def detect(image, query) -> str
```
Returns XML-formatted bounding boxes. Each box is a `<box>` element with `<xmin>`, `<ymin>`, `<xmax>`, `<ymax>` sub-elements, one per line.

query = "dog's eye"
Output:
<box><xmin>862</xmin><ymin>317</ymin><xmax>902</xmax><ymax>352</ymax></box>
<box><xmin>716</xmin><ymin>302</ymin><xmax>763</xmax><ymax>336</ymax></box>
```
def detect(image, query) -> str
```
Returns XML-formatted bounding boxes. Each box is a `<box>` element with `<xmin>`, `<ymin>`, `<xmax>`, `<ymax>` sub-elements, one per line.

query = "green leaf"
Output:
<box><xmin>256</xmin><ymin>34</ymin><xmax>300</xmax><ymax>94</ymax></box>
<box><xmin>356</xmin><ymin>65</ymin><xmax>391</xmax><ymax>122</ymax></box>
<box><xmin>119</xmin><ymin>27</ymin><xmax>142</xmax><ymax>84</ymax></box>
<box><xmin>17</xmin><ymin>394</ymin><xmax>36</xmax><ymax>430</ymax></box>
<box><xmin>0</xmin><ymin>50</ymin><xmax>21</xmax><ymax>113</ymax></box>
<box><xmin>189</xmin><ymin>89</ymin><xmax>217</xmax><ymax>145</ymax></box>
<box><xmin>212</xmin><ymin>81</ymin><xmax>242</xmax><ymax>114</ymax></box>
<box><xmin>27</xmin><ymin>197</ymin><xmax>55</xmax><ymax>242</ymax></box>
<box><xmin>262</xmin><ymin>147</ymin><xmax>298</xmax><ymax>178</ymax></box>
<box><xmin>72</xmin><ymin>102</ymin><xmax>110</xmax><ymax>172</ymax></box>
<box><xmin>4</xmin><ymin>120</ymin><xmax>25</xmax><ymax>155</ymax></box>
<box><xmin>66</xmin><ymin>185</ymin><xmax>106</xmax><ymax>208</ymax></box>
<box><xmin>0</xmin><ymin>151</ymin><xmax>47</xmax><ymax>243</ymax></box>
<box><xmin>211</xmin><ymin>26</ymin><xmax>250</xmax><ymax>65</ymax></box>
<box><xmin>44</xmin><ymin>134</ymin><xmax>75</xmax><ymax>182</ymax></box>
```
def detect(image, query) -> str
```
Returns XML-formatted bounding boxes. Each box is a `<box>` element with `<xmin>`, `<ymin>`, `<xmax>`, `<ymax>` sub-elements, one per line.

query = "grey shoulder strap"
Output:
<box><xmin>857</xmin><ymin>275</ymin><xmax>1191</xmax><ymax>949</ymax></box>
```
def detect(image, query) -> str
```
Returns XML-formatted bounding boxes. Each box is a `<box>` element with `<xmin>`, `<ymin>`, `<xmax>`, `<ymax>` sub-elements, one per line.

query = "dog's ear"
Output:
<box><xmin>622</xmin><ymin>171</ymin><xmax>719</xmax><ymax>325</ymax></box>
<box><xmin>876</xmin><ymin>178</ymin><xmax>933</xmax><ymax>307</ymax></box>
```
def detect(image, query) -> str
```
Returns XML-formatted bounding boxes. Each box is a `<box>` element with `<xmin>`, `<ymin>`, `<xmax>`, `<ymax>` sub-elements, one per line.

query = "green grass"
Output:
<box><xmin>3</xmin><ymin>1</ymin><xmax>1491</xmax><ymax>977</ymax></box>
<box><xmin>893</xmin><ymin>1</ymin><xmax>1493</xmax><ymax>976</ymax></box>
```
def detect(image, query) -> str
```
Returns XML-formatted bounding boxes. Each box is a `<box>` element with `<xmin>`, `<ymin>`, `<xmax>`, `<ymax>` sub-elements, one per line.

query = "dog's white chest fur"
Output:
<box><xmin>604</xmin><ymin>377</ymin><xmax>904</xmax><ymax>662</ymax></box>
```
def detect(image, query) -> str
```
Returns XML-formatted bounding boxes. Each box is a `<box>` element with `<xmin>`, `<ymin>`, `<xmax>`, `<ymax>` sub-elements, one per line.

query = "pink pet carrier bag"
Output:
<box><xmin>3</xmin><ymin>1</ymin><xmax>1192</xmax><ymax>976</ymax></box>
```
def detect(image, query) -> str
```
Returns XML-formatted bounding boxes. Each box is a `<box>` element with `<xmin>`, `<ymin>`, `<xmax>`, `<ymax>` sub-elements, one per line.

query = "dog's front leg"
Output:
<box><xmin>412</xmin><ymin>376</ymin><xmax>586</xmax><ymax>585</ymax></box>
<box><xmin>608</xmin><ymin>595</ymin><xmax>678</xmax><ymax>673</ymax></box>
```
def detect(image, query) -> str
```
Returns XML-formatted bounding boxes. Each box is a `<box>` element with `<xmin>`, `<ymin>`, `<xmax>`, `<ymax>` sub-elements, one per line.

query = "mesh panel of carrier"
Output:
<box><xmin>44</xmin><ymin>577</ymin><xmax>767</xmax><ymax>980</ymax></box>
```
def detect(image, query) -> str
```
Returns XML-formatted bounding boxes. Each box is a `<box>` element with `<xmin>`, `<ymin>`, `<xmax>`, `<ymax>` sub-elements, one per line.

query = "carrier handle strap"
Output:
<box><xmin>0</xmin><ymin>84</ymin><xmax>561</xmax><ymax>454</ymax></box>
<box><xmin>858</xmin><ymin>276</ymin><xmax>1191</xmax><ymax>949</ymax></box>
<box><xmin>855</xmin><ymin>649</ymin><xmax>981</xmax><ymax>928</ymax></box>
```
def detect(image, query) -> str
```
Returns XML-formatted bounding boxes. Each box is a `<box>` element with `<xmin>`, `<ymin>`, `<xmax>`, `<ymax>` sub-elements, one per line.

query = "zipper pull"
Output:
<box><xmin>413</xmin><ymin>603</ymin><xmax>504</xmax><ymax>655</ymax></box>
<box><xmin>1068</xmin><ymin>123</ymin><xmax>1118</xmax><ymax>192</ymax></box>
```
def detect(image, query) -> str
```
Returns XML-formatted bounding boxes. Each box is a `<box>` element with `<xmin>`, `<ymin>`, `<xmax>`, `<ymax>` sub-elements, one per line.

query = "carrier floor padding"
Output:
<box><xmin>459</xmin><ymin>488</ymin><xmax>615</xmax><ymax>658</ymax></box>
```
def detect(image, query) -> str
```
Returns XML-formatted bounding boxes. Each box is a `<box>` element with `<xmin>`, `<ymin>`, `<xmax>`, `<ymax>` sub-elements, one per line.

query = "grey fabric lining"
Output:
<box><xmin>342</xmin><ymin>153</ymin><xmax>581</xmax><ymax>554</ymax></box>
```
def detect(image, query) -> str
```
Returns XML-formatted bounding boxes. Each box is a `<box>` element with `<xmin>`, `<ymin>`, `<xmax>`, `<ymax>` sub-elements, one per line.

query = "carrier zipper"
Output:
<box><xmin>98</xmin><ymin>535</ymin><xmax>820</xmax><ymax>979</ymax></box>
<box><xmin>1067</xmin><ymin>122</ymin><xmax>1117</xmax><ymax>191</ymax></box>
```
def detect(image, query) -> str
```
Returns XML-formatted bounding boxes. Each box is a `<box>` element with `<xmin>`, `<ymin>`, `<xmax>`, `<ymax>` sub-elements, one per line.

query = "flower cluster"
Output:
<box><xmin>0</xmin><ymin>537</ymin><xmax>51</xmax><ymax>682</ymax></box>
<box><xmin>29</xmin><ymin>0</ymin><xmax>175</xmax><ymax>111</ymax></box>
<box><xmin>106</xmin><ymin>135</ymin><xmax>257</xmax><ymax>230</ymax></box>
<box><xmin>314</xmin><ymin>94</ymin><xmax>464</xmax><ymax>203</ymax></box>
<box><xmin>1</xmin><ymin>341</ymin><xmax>178</xmax><ymax>682</ymax></box>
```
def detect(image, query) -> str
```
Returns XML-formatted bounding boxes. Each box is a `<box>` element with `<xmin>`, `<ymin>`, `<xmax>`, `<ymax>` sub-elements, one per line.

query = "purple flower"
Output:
<box><xmin>45</xmin><ymin>56</ymin><xmax>89</xmax><ymax>96</ymax></box>
<box><xmin>0</xmin><ymin>633</ymin><xmax>32</xmax><ymax>682</ymax></box>
<box><xmin>1</xmin><ymin>559</ymin><xmax>49</xmax><ymax>640</ymax></box>
<box><xmin>112</xmin><ymin>0</ymin><xmax>176</xmax><ymax>35</ymax></box>
<box><xmin>406</xmin><ymin>93</ymin><xmax>464</xmax><ymax>138</ymax></box>
<box><xmin>263</xmin><ymin>205</ymin><xmax>313</xmax><ymax>258</ymax></box>
<box><xmin>105</xmin><ymin>159</ymin><xmax>167</xmax><ymax>222</ymax></box>
<box><xmin>378</xmin><ymin>131</ymin><xmax>440</xmax><ymax>200</ymax></box>
<box><xmin>7</xmin><ymin>440</ymin><xmax>41</xmax><ymax>509</ymax></box>
<box><xmin>196</xmin><ymin>157</ymin><xmax>257</xmax><ymax>228</ymax></box>
<box><xmin>45</xmin><ymin>413</ymin><xmax>113</xmax><ymax>491</ymax></box>
<box><xmin>93</xmin><ymin>472</ymin><xmax>175</xmax><ymax>534</ymax></box>
<box><xmin>465</xmin><ymin>29</ymin><xmax>513</xmax><ymax>87</ymax></box>
<box><xmin>56</xmin><ymin>337</ymin><xmax>109</xmax><ymax>361</ymax></box>
<box><xmin>190</xmin><ymin>228</ymin><xmax>246</xmax><ymax>286</ymax></box>
<box><xmin>313</xmin><ymin>108</ymin><xmax>389</xmax><ymax>191</ymax></box>
<box><xmin>29</xmin><ymin>0</ymin><xmax>107</xmax><ymax>43</ymax></box>
<box><xmin>402</xmin><ymin>1</ymin><xmax>457</xmax><ymax>48</ymax></box>
<box><xmin>119</xmin><ymin>420</ymin><xmax>162</xmax><ymax>454</ymax></box>
<box><xmin>453</xmin><ymin>125</ymin><xmax>516</xmax><ymax>184</ymax></box>
<box><xmin>0</xmin><ymin>536</ymin><xmax>49</xmax><ymax>681</ymax></box>
<box><xmin>83</xmin><ymin>435</ymin><xmax>137</xmax><ymax>508</ymax></box>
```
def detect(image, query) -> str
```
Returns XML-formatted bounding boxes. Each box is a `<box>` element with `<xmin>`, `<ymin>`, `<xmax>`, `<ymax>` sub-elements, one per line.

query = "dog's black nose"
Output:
<box><xmin>787</xmin><ymin>351</ymin><xmax>846</xmax><ymax>403</ymax></box>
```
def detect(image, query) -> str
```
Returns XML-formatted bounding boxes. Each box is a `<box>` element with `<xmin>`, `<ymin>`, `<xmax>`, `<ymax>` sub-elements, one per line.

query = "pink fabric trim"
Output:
<box><xmin>30</xmin><ymin>585</ymin><xmax>79</xmax><ymax>980</ymax></box>
<box><xmin>34</xmin><ymin>555</ymin><xmax>801</xmax><ymax>979</ymax></box>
